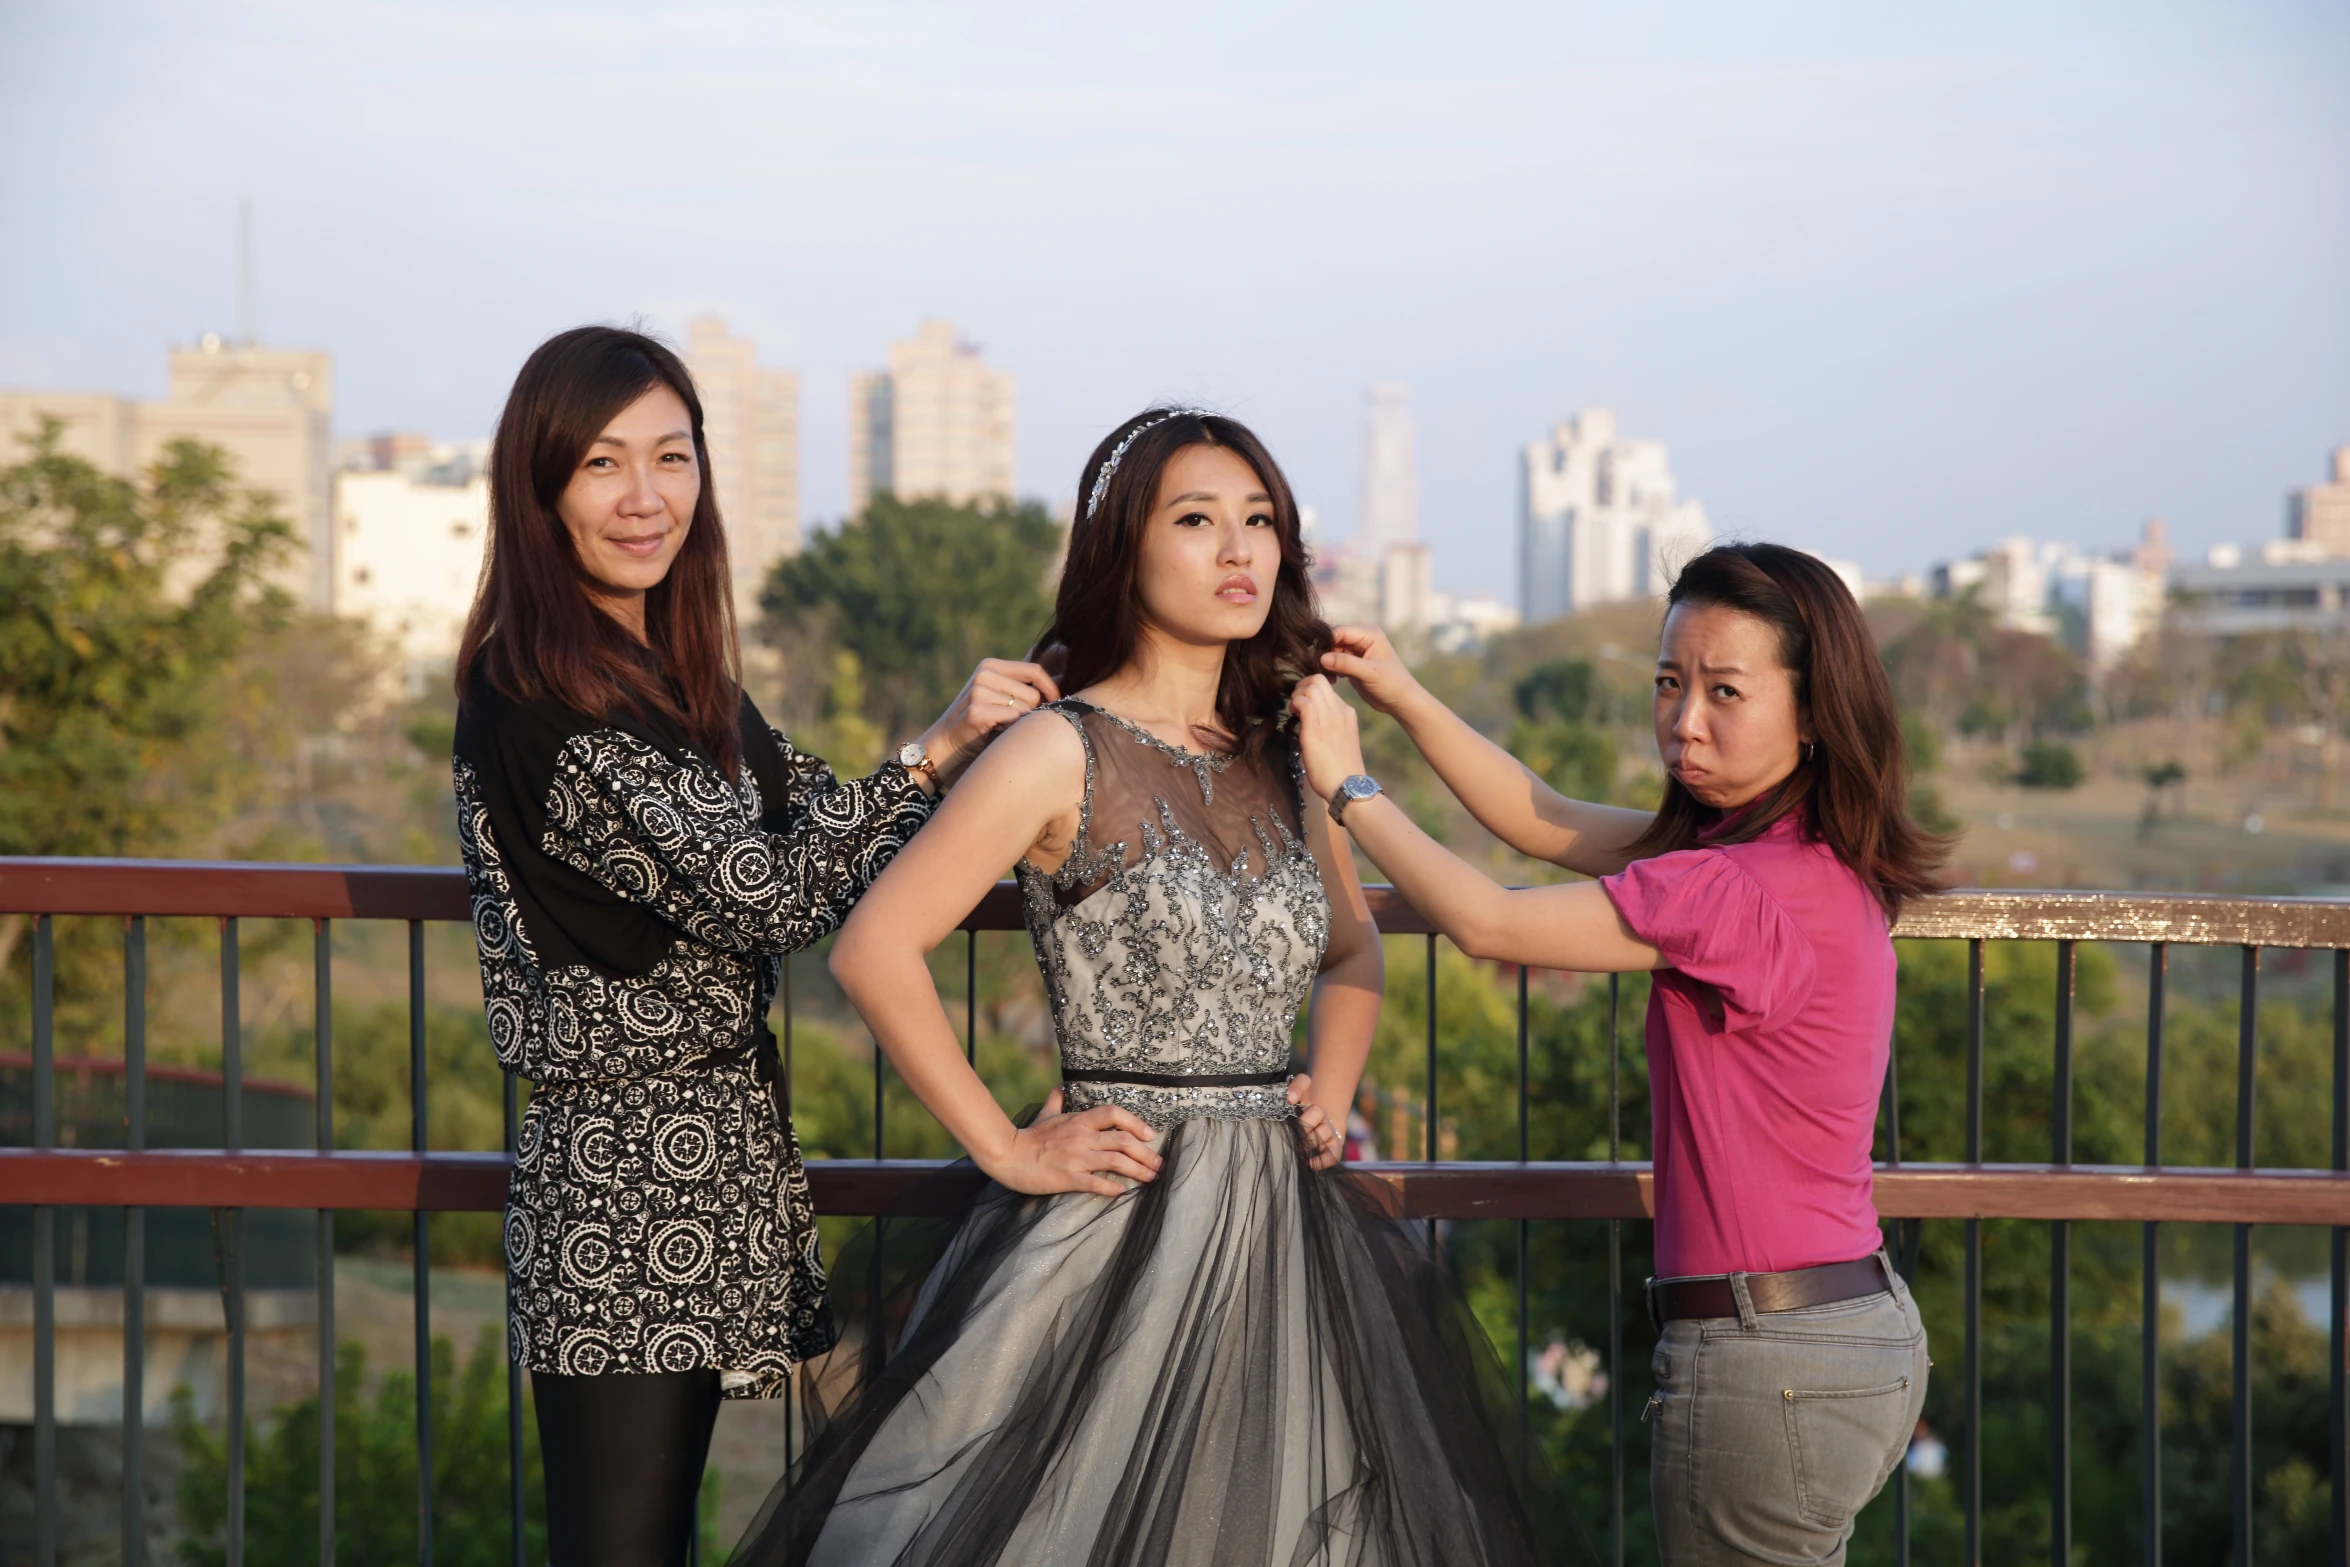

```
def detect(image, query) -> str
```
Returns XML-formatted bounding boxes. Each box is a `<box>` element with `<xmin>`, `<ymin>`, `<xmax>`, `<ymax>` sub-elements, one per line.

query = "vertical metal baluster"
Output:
<box><xmin>124</xmin><ymin>916</ymin><xmax>147</xmax><ymax>1567</ymax></box>
<box><xmin>411</xmin><ymin>921</ymin><xmax>434</xmax><ymax>1565</ymax></box>
<box><xmin>1885</xmin><ymin>1003</ymin><xmax>1908</xmax><ymax>1567</ymax></box>
<box><xmin>506</xmin><ymin>1068</ymin><xmax>524</xmax><ymax>1567</ymax></box>
<box><xmin>33</xmin><ymin>915</ymin><xmax>56</xmax><ymax>1567</ymax></box>
<box><xmin>1425</xmin><ymin>934</ymin><xmax>1438</xmax><ymax>1249</ymax></box>
<box><xmin>223</xmin><ymin>916</ymin><xmax>245</xmax><ymax>1567</ymax></box>
<box><xmin>1424</xmin><ymin>932</ymin><xmax>1439</xmax><ymax>1159</ymax></box>
<box><xmin>2232</xmin><ymin>946</ymin><xmax>2258</xmax><ymax>1567</ymax></box>
<box><xmin>2330</xmin><ymin>946</ymin><xmax>2347</xmax><ymax>1567</ymax></box>
<box><xmin>1607</xmin><ymin>970</ymin><xmax>1623</xmax><ymax>1567</ymax></box>
<box><xmin>316</xmin><ymin>920</ymin><xmax>336</xmax><ymax>1567</ymax></box>
<box><xmin>2051</xmin><ymin>939</ymin><xmax>2074</xmax><ymax>1567</ymax></box>
<box><xmin>967</xmin><ymin>927</ymin><xmax>978</xmax><ymax>1067</ymax></box>
<box><xmin>2144</xmin><ymin>943</ymin><xmax>2165</xmax><ymax>1567</ymax></box>
<box><xmin>1516</xmin><ymin>964</ymin><xmax>1530</xmax><ymax>1484</ymax></box>
<box><xmin>1964</xmin><ymin>939</ymin><xmax>1983</xmax><ymax>1567</ymax></box>
<box><xmin>875</xmin><ymin>1030</ymin><xmax>887</xmax><ymax>1162</ymax></box>
<box><xmin>783</xmin><ymin>953</ymin><xmax>796</xmax><ymax>1490</ymax></box>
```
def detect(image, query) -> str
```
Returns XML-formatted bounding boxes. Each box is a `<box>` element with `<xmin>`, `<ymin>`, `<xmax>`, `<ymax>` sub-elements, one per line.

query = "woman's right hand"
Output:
<box><xmin>978</xmin><ymin>1090</ymin><xmax>1164</xmax><ymax>1197</ymax></box>
<box><xmin>1320</xmin><ymin>625</ymin><xmax>1425</xmax><ymax>718</ymax></box>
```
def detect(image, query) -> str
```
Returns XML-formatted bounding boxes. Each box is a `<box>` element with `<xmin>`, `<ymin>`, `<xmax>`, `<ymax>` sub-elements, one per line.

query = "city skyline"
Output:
<box><xmin>4</xmin><ymin>2</ymin><xmax>2341</xmax><ymax>602</ymax></box>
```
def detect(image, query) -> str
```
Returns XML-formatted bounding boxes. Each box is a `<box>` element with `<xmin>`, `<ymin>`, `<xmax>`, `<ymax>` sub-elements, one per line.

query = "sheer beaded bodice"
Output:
<box><xmin>1015</xmin><ymin>701</ymin><xmax>1329</xmax><ymax>1129</ymax></box>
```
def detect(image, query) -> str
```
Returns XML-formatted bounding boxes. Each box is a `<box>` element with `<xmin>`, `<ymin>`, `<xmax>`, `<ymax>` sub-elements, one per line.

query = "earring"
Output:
<box><xmin>1803</xmin><ymin>742</ymin><xmax>1817</xmax><ymax>764</ymax></box>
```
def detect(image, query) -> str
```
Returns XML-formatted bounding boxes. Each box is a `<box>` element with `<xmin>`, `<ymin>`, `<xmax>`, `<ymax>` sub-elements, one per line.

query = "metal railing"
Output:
<box><xmin>3</xmin><ymin>857</ymin><xmax>2348</xmax><ymax>1566</ymax></box>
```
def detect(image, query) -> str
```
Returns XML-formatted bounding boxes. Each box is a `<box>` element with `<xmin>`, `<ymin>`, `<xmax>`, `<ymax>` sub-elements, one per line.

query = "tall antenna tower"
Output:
<box><xmin>235</xmin><ymin>199</ymin><xmax>259</xmax><ymax>347</ymax></box>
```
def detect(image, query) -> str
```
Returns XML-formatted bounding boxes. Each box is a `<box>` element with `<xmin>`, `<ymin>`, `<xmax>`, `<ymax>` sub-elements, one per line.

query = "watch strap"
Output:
<box><xmin>1328</xmin><ymin>775</ymin><xmax>1380</xmax><ymax>824</ymax></box>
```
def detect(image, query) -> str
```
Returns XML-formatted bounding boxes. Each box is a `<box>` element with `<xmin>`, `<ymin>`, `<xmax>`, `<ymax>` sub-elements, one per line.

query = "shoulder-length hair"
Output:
<box><xmin>1034</xmin><ymin>409</ymin><xmax>1331</xmax><ymax>761</ymax></box>
<box><xmin>455</xmin><ymin>326</ymin><xmax>743</xmax><ymax>776</ymax></box>
<box><xmin>1625</xmin><ymin>542</ymin><xmax>1949</xmax><ymax>916</ymax></box>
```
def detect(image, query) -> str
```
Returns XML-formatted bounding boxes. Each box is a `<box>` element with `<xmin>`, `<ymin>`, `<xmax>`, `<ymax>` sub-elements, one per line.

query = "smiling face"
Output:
<box><xmin>1653</xmin><ymin>601</ymin><xmax>1812</xmax><ymax>810</ymax></box>
<box><xmin>1130</xmin><ymin>442</ymin><xmax>1279</xmax><ymax>650</ymax></box>
<box><xmin>555</xmin><ymin>384</ymin><xmax>700</xmax><ymax>633</ymax></box>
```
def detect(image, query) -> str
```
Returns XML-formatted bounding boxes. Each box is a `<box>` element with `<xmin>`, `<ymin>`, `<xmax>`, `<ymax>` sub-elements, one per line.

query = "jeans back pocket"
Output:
<box><xmin>1781</xmin><ymin>1376</ymin><xmax>1913</xmax><ymax>1530</ymax></box>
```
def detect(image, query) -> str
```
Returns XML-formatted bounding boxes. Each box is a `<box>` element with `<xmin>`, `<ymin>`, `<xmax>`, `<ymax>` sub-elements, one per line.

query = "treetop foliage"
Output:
<box><xmin>0</xmin><ymin>421</ymin><xmax>295</xmax><ymax>858</ymax></box>
<box><xmin>759</xmin><ymin>493</ymin><xmax>1062</xmax><ymax>743</ymax></box>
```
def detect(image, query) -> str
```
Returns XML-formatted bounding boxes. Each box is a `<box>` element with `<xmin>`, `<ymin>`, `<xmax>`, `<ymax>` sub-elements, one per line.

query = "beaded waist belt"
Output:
<box><xmin>1059</xmin><ymin>1067</ymin><xmax>1290</xmax><ymax>1088</ymax></box>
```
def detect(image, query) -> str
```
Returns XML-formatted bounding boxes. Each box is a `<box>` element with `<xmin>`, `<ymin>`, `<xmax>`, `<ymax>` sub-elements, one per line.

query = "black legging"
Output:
<box><xmin>534</xmin><ymin>1367</ymin><xmax>721</xmax><ymax>1566</ymax></box>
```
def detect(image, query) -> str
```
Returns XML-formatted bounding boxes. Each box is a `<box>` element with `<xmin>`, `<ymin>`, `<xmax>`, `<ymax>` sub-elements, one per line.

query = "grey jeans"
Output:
<box><xmin>1647</xmin><ymin>1253</ymin><xmax>1929</xmax><ymax>1566</ymax></box>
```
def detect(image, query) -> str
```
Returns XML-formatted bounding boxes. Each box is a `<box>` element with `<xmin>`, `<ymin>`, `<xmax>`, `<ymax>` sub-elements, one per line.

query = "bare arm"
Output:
<box><xmin>1293</xmin><ymin>677</ymin><xmax>1663</xmax><ymax>974</ymax></box>
<box><xmin>1289</xmin><ymin>785</ymin><xmax>1384</xmax><ymax>1169</ymax></box>
<box><xmin>828</xmin><ymin>713</ymin><xmax>1163</xmax><ymax>1196</ymax></box>
<box><xmin>1320</xmin><ymin>625</ymin><xmax>1652</xmax><ymax>879</ymax></box>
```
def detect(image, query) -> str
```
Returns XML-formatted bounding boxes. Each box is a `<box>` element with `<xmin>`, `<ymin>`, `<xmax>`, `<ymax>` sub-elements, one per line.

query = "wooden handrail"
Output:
<box><xmin>4</xmin><ymin>857</ymin><xmax>2345</xmax><ymax>946</ymax></box>
<box><xmin>6</xmin><ymin>1149</ymin><xmax>2348</xmax><ymax>1225</ymax></box>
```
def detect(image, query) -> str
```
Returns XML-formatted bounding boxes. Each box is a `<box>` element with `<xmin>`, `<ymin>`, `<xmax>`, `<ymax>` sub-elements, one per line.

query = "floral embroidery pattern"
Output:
<box><xmin>1016</xmin><ymin>702</ymin><xmax>1330</xmax><ymax>1131</ymax></box>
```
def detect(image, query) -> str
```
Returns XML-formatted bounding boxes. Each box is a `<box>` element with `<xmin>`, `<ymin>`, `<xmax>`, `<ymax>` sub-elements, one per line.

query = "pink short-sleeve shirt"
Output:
<box><xmin>1600</xmin><ymin>810</ymin><xmax>1894</xmax><ymax>1279</ymax></box>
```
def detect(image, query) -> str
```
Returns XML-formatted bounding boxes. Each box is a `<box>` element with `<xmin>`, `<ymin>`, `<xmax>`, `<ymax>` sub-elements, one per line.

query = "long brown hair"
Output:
<box><xmin>1034</xmin><ymin>409</ymin><xmax>1331</xmax><ymax>761</ymax></box>
<box><xmin>456</xmin><ymin>326</ymin><xmax>744</xmax><ymax>776</ymax></box>
<box><xmin>1625</xmin><ymin>542</ymin><xmax>1948</xmax><ymax>916</ymax></box>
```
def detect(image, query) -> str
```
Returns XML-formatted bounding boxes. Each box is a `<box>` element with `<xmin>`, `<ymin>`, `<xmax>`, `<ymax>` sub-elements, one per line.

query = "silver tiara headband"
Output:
<box><xmin>1084</xmin><ymin>408</ymin><xmax>1214</xmax><ymax>520</ymax></box>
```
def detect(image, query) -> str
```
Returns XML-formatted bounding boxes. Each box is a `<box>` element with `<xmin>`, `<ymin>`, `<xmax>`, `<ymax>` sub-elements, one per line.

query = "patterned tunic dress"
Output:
<box><xmin>454</xmin><ymin>682</ymin><xmax>932</xmax><ymax>1397</ymax></box>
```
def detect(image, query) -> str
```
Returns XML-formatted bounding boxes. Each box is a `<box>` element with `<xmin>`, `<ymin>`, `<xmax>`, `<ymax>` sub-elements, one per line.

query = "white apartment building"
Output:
<box><xmin>1931</xmin><ymin>521</ymin><xmax>2173</xmax><ymax>675</ymax></box>
<box><xmin>334</xmin><ymin>441</ymin><xmax>491</xmax><ymax>676</ymax></box>
<box><xmin>684</xmin><ymin>318</ymin><xmax>800</xmax><ymax>609</ymax></box>
<box><xmin>1520</xmin><ymin>408</ymin><xmax>1712</xmax><ymax>622</ymax></box>
<box><xmin>848</xmin><ymin>321</ymin><xmax>1015</xmax><ymax>516</ymax></box>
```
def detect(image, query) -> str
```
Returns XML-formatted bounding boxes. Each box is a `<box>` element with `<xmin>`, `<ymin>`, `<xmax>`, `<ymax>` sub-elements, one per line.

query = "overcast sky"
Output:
<box><xmin>4</xmin><ymin>1</ymin><xmax>2344</xmax><ymax>598</ymax></box>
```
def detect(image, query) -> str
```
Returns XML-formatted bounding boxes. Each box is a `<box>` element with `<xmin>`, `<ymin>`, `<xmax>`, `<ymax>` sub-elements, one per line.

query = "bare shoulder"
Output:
<box><xmin>964</xmin><ymin>706</ymin><xmax>1087</xmax><ymax>793</ymax></box>
<box><xmin>937</xmin><ymin>705</ymin><xmax>1088</xmax><ymax>851</ymax></box>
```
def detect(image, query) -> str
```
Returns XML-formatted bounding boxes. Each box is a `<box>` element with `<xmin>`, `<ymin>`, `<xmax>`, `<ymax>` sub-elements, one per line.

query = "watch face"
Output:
<box><xmin>897</xmin><ymin>742</ymin><xmax>924</xmax><ymax>768</ymax></box>
<box><xmin>1342</xmin><ymin>775</ymin><xmax>1379</xmax><ymax>800</ymax></box>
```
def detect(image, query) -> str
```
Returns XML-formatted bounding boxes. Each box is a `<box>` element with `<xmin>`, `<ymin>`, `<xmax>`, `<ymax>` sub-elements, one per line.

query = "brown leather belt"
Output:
<box><xmin>1645</xmin><ymin>1255</ymin><xmax>1893</xmax><ymax>1328</ymax></box>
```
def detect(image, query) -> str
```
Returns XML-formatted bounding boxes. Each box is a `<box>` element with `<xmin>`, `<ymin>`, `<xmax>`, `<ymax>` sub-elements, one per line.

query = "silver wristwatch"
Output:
<box><xmin>1328</xmin><ymin>773</ymin><xmax>1381</xmax><ymax>823</ymax></box>
<box><xmin>895</xmin><ymin>741</ymin><xmax>940</xmax><ymax>789</ymax></box>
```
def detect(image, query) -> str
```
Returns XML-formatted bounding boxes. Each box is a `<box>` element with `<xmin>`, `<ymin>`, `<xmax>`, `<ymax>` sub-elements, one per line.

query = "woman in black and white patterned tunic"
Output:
<box><xmin>453</xmin><ymin>326</ymin><xmax>1056</xmax><ymax>1566</ymax></box>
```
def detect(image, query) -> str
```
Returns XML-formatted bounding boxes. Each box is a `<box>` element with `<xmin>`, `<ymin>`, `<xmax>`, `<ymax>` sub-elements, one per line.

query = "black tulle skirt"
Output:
<box><xmin>733</xmin><ymin>1115</ymin><xmax>1594</xmax><ymax>1567</ymax></box>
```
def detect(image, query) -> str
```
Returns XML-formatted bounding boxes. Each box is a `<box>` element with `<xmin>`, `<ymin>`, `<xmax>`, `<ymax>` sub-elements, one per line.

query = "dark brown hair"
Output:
<box><xmin>1034</xmin><ymin>409</ymin><xmax>1331</xmax><ymax>761</ymax></box>
<box><xmin>456</xmin><ymin>326</ymin><xmax>743</xmax><ymax>775</ymax></box>
<box><xmin>1625</xmin><ymin>542</ymin><xmax>1949</xmax><ymax>916</ymax></box>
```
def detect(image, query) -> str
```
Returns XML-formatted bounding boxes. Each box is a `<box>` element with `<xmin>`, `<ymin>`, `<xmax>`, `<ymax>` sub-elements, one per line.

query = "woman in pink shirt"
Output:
<box><xmin>1291</xmin><ymin>543</ymin><xmax>1947</xmax><ymax>1567</ymax></box>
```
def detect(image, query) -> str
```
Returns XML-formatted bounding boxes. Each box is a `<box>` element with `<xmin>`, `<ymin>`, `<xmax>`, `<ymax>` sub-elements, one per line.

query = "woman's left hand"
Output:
<box><xmin>921</xmin><ymin>658</ymin><xmax>1063</xmax><ymax>779</ymax></box>
<box><xmin>1290</xmin><ymin>675</ymin><xmax>1368</xmax><ymax>806</ymax></box>
<box><xmin>1287</xmin><ymin>1072</ymin><xmax>1343</xmax><ymax>1172</ymax></box>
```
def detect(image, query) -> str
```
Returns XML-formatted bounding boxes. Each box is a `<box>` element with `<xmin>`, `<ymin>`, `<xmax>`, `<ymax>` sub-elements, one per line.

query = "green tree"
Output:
<box><xmin>0</xmin><ymin>424</ymin><xmax>301</xmax><ymax>1032</ymax></box>
<box><xmin>0</xmin><ymin>423</ymin><xmax>294</xmax><ymax>859</ymax></box>
<box><xmin>760</xmin><ymin>495</ymin><xmax>1061</xmax><ymax>741</ymax></box>
<box><xmin>1505</xmin><ymin>656</ymin><xmax>1619</xmax><ymax>804</ymax></box>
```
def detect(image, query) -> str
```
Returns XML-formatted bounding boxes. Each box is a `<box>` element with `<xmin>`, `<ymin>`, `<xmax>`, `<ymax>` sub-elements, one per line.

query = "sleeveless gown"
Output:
<box><xmin>733</xmin><ymin>701</ymin><xmax>1591</xmax><ymax>1566</ymax></box>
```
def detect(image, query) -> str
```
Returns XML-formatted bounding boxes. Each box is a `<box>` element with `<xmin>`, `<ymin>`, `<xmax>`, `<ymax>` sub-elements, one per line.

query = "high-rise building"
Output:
<box><xmin>847</xmin><ymin>321</ymin><xmax>1015</xmax><ymax>516</ymax></box>
<box><xmin>684</xmin><ymin>318</ymin><xmax>800</xmax><ymax>606</ymax></box>
<box><xmin>1358</xmin><ymin>382</ymin><xmax>1417</xmax><ymax>554</ymax></box>
<box><xmin>1519</xmin><ymin>408</ymin><xmax>1711</xmax><ymax>622</ymax></box>
<box><xmin>0</xmin><ymin>334</ymin><xmax>336</xmax><ymax>609</ymax></box>
<box><xmin>2289</xmin><ymin>445</ymin><xmax>2350</xmax><ymax>557</ymax></box>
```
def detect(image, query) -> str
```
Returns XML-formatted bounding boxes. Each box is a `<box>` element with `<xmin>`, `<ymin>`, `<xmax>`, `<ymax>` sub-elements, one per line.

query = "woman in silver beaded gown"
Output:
<box><xmin>734</xmin><ymin>410</ymin><xmax>1589</xmax><ymax>1567</ymax></box>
